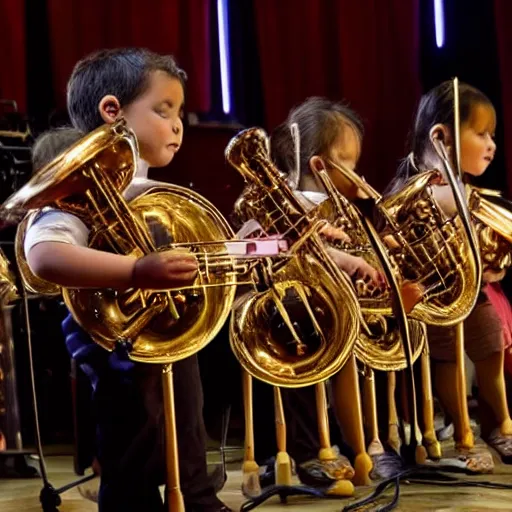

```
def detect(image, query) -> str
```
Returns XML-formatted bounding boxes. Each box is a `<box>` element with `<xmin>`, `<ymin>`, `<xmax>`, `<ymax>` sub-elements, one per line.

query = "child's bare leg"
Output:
<box><xmin>474</xmin><ymin>351</ymin><xmax>512</xmax><ymax>438</ymax></box>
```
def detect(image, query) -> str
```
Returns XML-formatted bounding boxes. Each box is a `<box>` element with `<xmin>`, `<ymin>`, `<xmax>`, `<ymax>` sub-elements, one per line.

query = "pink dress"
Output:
<box><xmin>485</xmin><ymin>282</ymin><xmax>512</xmax><ymax>375</ymax></box>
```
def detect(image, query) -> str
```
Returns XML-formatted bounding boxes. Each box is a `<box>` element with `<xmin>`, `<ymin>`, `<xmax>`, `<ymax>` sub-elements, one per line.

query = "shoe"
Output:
<box><xmin>436</xmin><ymin>422</ymin><xmax>454</xmax><ymax>442</ymax></box>
<box><xmin>297</xmin><ymin>447</ymin><xmax>354</xmax><ymax>487</ymax></box>
<box><xmin>258</xmin><ymin>458</ymin><xmax>276</xmax><ymax>488</ymax></box>
<box><xmin>369</xmin><ymin>450</ymin><xmax>405</xmax><ymax>480</ymax></box>
<box><xmin>209</xmin><ymin>465</ymin><xmax>227</xmax><ymax>493</ymax></box>
<box><xmin>484</xmin><ymin>429</ymin><xmax>512</xmax><ymax>464</ymax></box>
<box><xmin>450</xmin><ymin>445</ymin><xmax>494</xmax><ymax>473</ymax></box>
<box><xmin>77</xmin><ymin>477</ymin><xmax>99</xmax><ymax>503</ymax></box>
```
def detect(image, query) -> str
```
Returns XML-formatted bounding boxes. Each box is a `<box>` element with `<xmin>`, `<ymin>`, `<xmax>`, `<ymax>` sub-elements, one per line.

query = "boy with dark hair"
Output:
<box><xmin>24</xmin><ymin>48</ymin><xmax>231</xmax><ymax>512</ymax></box>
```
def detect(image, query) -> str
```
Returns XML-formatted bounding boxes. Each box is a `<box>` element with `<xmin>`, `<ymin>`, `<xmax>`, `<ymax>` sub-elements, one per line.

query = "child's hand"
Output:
<box><xmin>326</xmin><ymin>247</ymin><xmax>384</xmax><ymax>286</ymax></box>
<box><xmin>348</xmin><ymin>255</ymin><xmax>385</xmax><ymax>286</ymax></box>
<box><xmin>132</xmin><ymin>251</ymin><xmax>198</xmax><ymax>290</ymax></box>
<box><xmin>319</xmin><ymin>223</ymin><xmax>352</xmax><ymax>244</ymax></box>
<box><xmin>483</xmin><ymin>269</ymin><xmax>506</xmax><ymax>283</ymax></box>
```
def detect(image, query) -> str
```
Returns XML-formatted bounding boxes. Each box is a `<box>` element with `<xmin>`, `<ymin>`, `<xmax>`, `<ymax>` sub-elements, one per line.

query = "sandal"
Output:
<box><xmin>484</xmin><ymin>429</ymin><xmax>512</xmax><ymax>464</ymax></box>
<box><xmin>452</xmin><ymin>445</ymin><xmax>494</xmax><ymax>473</ymax></box>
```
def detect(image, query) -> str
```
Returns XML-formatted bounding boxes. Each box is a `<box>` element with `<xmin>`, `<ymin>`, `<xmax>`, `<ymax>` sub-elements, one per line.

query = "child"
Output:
<box><xmin>270</xmin><ymin>97</ymin><xmax>382</xmax><ymax>281</ymax></box>
<box><xmin>24</xmin><ymin>48</ymin><xmax>231</xmax><ymax>512</ymax></box>
<box><xmin>31</xmin><ymin>127</ymin><xmax>84</xmax><ymax>170</ymax></box>
<box><xmin>385</xmin><ymin>80</ymin><xmax>512</xmax><ymax>464</ymax></box>
<box><xmin>246</xmin><ymin>97</ymin><xmax>382</xmax><ymax>488</ymax></box>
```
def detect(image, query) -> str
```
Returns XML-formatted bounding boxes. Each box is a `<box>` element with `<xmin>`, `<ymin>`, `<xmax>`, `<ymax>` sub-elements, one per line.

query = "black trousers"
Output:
<box><xmin>94</xmin><ymin>355</ymin><xmax>216</xmax><ymax>512</ymax></box>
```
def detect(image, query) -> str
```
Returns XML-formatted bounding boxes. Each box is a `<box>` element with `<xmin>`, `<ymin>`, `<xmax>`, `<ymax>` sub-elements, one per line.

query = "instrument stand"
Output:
<box><xmin>208</xmin><ymin>403</ymin><xmax>231</xmax><ymax>493</ymax></box>
<box><xmin>18</xmin><ymin>292</ymin><xmax>96</xmax><ymax>511</ymax></box>
<box><xmin>1</xmin><ymin>297</ymin><xmax>40</xmax><ymax>479</ymax></box>
<box><xmin>38</xmin><ymin>474</ymin><xmax>96</xmax><ymax>512</ymax></box>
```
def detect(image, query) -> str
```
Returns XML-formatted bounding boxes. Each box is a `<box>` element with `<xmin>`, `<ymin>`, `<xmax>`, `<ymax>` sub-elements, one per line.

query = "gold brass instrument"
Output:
<box><xmin>14</xmin><ymin>211</ymin><xmax>60</xmax><ymax>297</ymax></box>
<box><xmin>0</xmin><ymin>248</ymin><xmax>17</xmax><ymax>306</ymax></box>
<box><xmin>469</xmin><ymin>186</ymin><xmax>512</xmax><ymax>274</ymax></box>
<box><xmin>228</xmin><ymin>127</ymin><xmax>361</xmax><ymax>495</ymax></box>
<box><xmin>228</xmin><ymin>127</ymin><xmax>360</xmax><ymax>387</ymax></box>
<box><xmin>323</xmin><ymin>160</ymin><xmax>481</xmax><ymax>327</ymax></box>
<box><xmin>311</xmin><ymin>172</ymin><xmax>425</xmax><ymax>372</ymax></box>
<box><xmin>307</xmin><ymin>164</ymin><xmax>432</xmax><ymax>461</ymax></box>
<box><xmin>323</xmin><ymin>153</ymin><xmax>482</xmax><ymax>459</ymax></box>
<box><xmin>3</xmin><ymin>120</ymin><xmax>251</xmax><ymax>361</ymax></box>
<box><xmin>2</xmin><ymin>119</ymin><xmax>289</xmax><ymax>512</ymax></box>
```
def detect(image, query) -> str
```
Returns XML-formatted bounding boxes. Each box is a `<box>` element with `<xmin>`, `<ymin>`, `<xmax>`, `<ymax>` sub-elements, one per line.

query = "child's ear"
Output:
<box><xmin>98</xmin><ymin>95</ymin><xmax>122</xmax><ymax>124</ymax></box>
<box><xmin>430</xmin><ymin>123</ymin><xmax>453</xmax><ymax>146</ymax></box>
<box><xmin>309</xmin><ymin>155</ymin><xmax>326</xmax><ymax>174</ymax></box>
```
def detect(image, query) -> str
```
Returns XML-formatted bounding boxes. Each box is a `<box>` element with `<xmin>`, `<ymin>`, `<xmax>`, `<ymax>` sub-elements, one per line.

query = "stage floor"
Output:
<box><xmin>1</xmin><ymin>451</ymin><xmax>512</xmax><ymax>511</ymax></box>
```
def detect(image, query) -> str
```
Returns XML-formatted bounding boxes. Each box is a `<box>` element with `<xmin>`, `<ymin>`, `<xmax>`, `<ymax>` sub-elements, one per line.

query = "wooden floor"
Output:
<box><xmin>1</xmin><ymin>449</ymin><xmax>512</xmax><ymax>512</ymax></box>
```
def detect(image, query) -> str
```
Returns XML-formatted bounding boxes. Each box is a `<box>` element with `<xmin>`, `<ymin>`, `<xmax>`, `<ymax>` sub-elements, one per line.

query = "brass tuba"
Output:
<box><xmin>468</xmin><ymin>186</ymin><xmax>512</xmax><ymax>274</ymax></box>
<box><xmin>4</xmin><ymin>120</ymin><xmax>247</xmax><ymax>362</ymax></box>
<box><xmin>227</xmin><ymin>127</ymin><xmax>361</xmax><ymax>387</ymax></box>
<box><xmin>309</xmin><ymin>169</ymin><xmax>426</xmax><ymax>372</ymax></box>
<box><xmin>322</xmin><ymin>160</ymin><xmax>482</xmax><ymax>327</ymax></box>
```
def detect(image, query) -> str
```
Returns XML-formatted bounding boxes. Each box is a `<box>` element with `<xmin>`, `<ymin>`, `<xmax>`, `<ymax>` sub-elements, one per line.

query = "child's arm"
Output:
<box><xmin>318</xmin><ymin>220</ymin><xmax>382</xmax><ymax>284</ymax></box>
<box><xmin>28</xmin><ymin>242</ymin><xmax>197</xmax><ymax>290</ymax></box>
<box><xmin>325</xmin><ymin>246</ymin><xmax>383</xmax><ymax>285</ymax></box>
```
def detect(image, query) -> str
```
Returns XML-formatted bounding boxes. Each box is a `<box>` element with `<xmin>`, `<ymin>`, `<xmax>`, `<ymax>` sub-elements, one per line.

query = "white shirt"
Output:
<box><xmin>298</xmin><ymin>190</ymin><xmax>328</xmax><ymax>207</ymax></box>
<box><xmin>24</xmin><ymin>159</ymin><xmax>156</xmax><ymax>257</ymax></box>
<box><xmin>236</xmin><ymin>189</ymin><xmax>328</xmax><ymax>239</ymax></box>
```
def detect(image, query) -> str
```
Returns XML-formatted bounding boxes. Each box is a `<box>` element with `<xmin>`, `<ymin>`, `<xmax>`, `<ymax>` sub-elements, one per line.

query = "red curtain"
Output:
<box><xmin>253</xmin><ymin>0</ymin><xmax>420</xmax><ymax>192</ymax></box>
<box><xmin>494</xmin><ymin>0</ymin><xmax>512</xmax><ymax>196</ymax></box>
<box><xmin>0</xmin><ymin>0</ymin><xmax>26</xmax><ymax>112</ymax></box>
<box><xmin>46</xmin><ymin>0</ymin><xmax>211</xmax><ymax>113</ymax></box>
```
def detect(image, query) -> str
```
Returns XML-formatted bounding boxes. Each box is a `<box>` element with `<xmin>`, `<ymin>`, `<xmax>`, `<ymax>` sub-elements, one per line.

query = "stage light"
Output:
<box><xmin>217</xmin><ymin>0</ymin><xmax>232</xmax><ymax>114</ymax></box>
<box><xmin>434</xmin><ymin>0</ymin><xmax>445</xmax><ymax>48</ymax></box>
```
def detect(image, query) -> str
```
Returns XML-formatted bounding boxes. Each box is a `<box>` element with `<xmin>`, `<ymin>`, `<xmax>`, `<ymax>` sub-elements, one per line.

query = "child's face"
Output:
<box><xmin>326</xmin><ymin>125</ymin><xmax>361</xmax><ymax>198</ymax></box>
<box><xmin>121</xmin><ymin>71</ymin><xmax>184</xmax><ymax>168</ymax></box>
<box><xmin>460</xmin><ymin>103</ymin><xmax>496</xmax><ymax>177</ymax></box>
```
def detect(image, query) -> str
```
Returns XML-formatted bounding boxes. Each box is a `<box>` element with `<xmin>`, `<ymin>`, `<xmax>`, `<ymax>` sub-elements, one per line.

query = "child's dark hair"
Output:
<box><xmin>270</xmin><ymin>97</ymin><xmax>363</xmax><ymax>186</ymax></box>
<box><xmin>67</xmin><ymin>48</ymin><xmax>187</xmax><ymax>133</ymax></box>
<box><xmin>385</xmin><ymin>80</ymin><xmax>494</xmax><ymax>196</ymax></box>
<box><xmin>32</xmin><ymin>127</ymin><xmax>84</xmax><ymax>171</ymax></box>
